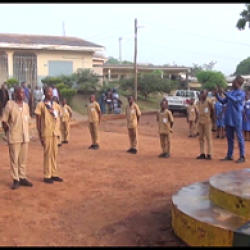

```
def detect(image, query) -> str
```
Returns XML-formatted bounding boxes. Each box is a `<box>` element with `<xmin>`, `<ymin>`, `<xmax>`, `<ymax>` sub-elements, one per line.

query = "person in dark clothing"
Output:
<box><xmin>0</xmin><ymin>82</ymin><xmax>9</xmax><ymax>117</ymax></box>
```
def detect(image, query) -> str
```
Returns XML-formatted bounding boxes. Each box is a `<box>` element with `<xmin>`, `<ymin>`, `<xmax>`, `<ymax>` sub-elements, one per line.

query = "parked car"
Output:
<box><xmin>165</xmin><ymin>90</ymin><xmax>200</xmax><ymax>115</ymax></box>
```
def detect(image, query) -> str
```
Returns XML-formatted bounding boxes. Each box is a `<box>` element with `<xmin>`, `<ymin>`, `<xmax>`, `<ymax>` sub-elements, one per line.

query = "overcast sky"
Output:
<box><xmin>0</xmin><ymin>3</ymin><xmax>249</xmax><ymax>76</ymax></box>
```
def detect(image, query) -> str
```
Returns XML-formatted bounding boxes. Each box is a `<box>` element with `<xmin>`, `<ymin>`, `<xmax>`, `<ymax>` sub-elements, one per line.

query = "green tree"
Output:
<box><xmin>234</xmin><ymin>57</ymin><xmax>250</xmax><ymax>75</ymax></box>
<box><xmin>76</xmin><ymin>69</ymin><xmax>101</xmax><ymax>95</ymax></box>
<box><xmin>6</xmin><ymin>78</ymin><xmax>18</xmax><ymax>88</ymax></box>
<box><xmin>236</xmin><ymin>4</ymin><xmax>250</xmax><ymax>30</ymax></box>
<box><xmin>196</xmin><ymin>71</ymin><xmax>227</xmax><ymax>90</ymax></box>
<box><xmin>41</xmin><ymin>77</ymin><xmax>62</xmax><ymax>86</ymax></box>
<box><xmin>105</xmin><ymin>57</ymin><xmax>119</xmax><ymax>64</ymax></box>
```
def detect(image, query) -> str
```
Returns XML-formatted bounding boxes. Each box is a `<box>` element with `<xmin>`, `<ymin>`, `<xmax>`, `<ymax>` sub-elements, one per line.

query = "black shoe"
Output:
<box><xmin>62</xmin><ymin>141</ymin><xmax>69</xmax><ymax>144</ymax></box>
<box><xmin>158</xmin><ymin>153</ymin><xmax>165</xmax><ymax>158</ymax></box>
<box><xmin>44</xmin><ymin>178</ymin><xmax>53</xmax><ymax>184</ymax></box>
<box><xmin>221</xmin><ymin>136</ymin><xmax>224</xmax><ymax>139</ymax></box>
<box><xmin>93</xmin><ymin>145</ymin><xmax>99</xmax><ymax>150</ymax></box>
<box><xmin>189</xmin><ymin>135</ymin><xmax>192</xmax><ymax>138</ymax></box>
<box><xmin>163</xmin><ymin>153</ymin><xmax>170</xmax><ymax>158</ymax></box>
<box><xmin>131</xmin><ymin>149</ymin><xmax>137</xmax><ymax>154</ymax></box>
<box><xmin>215</xmin><ymin>135</ymin><xmax>220</xmax><ymax>139</ymax></box>
<box><xmin>127</xmin><ymin>148</ymin><xmax>133</xmax><ymax>153</ymax></box>
<box><xmin>58</xmin><ymin>144</ymin><xmax>62</xmax><ymax>147</ymax></box>
<box><xmin>196</xmin><ymin>154</ymin><xmax>206</xmax><ymax>159</ymax></box>
<box><xmin>236</xmin><ymin>156</ymin><xmax>246</xmax><ymax>164</ymax></box>
<box><xmin>51</xmin><ymin>176</ymin><xmax>63</xmax><ymax>182</ymax></box>
<box><xmin>196</xmin><ymin>133</ymin><xmax>199</xmax><ymax>136</ymax></box>
<box><xmin>206</xmin><ymin>155</ymin><xmax>212</xmax><ymax>160</ymax></box>
<box><xmin>220</xmin><ymin>156</ymin><xmax>233</xmax><ymax>161</ymax></box>
<box><xmin>20</xmin><ymin>178</ymin><xmax>33</xmax><ymax>187</ymax></box>
<box><xmin>12</xmin><ymin>180</ymin><xmax>19</xmax><ymax>190</ymax></box>
<box><xmin>88</xmin><ymin>145</ymin><xmax>94</xmax><ymax>149</ymax></box>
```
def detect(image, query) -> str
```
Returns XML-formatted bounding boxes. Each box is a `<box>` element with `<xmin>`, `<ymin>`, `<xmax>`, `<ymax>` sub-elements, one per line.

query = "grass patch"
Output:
<box><xmin>70</xmin><ymin>93</ymin><xmax>165</xmax><ymax>116</ymax></box>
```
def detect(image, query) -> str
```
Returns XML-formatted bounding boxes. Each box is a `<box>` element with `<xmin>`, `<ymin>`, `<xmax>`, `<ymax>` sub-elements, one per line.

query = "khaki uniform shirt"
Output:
<box><xmin>62</xmin><ymin>104</ymin><xmax>73</xmax><ymax>123</ymax></box>
<box><xmin>156</xmin><ymin>109</ymin><xmax>174</xmax><ymax>135</ymax></box>
<box><xmin>197</xmin><ymin>99</ymin><xmax>214</xmax><ymax>124</ymax></box>
<box><xmin>34</xmin><ymin>100</ymin><xmax>61</xmax><ymax>137</ymax></box>
<box><xmin>2</xmin><ymin>100</ymin><xmax>30</xmax><ymax>144</ymax></box>
<box><xmin>126</xmin><ymin>103</ymin><xmax>141</xmax><ymax>129</ymax></box>
<box><xmin>187</xmin><ymin>104</ymin><xmax>199</xmax><ymax>122</ymax></box>
<box><xmin>87</xmin><ymin>101</ymin><xmax>101</xmax><ymax>123</ymax></box>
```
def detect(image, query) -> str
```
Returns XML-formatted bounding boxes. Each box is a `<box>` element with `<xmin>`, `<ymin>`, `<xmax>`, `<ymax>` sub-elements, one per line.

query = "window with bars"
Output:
<box><xmin>13</xmin><ymin>52</ymin><xmax>37</xmax><ymax>87</ymax></box>
<box><xmin>0</xmin><ymin>51</ymin><xmax>8</xmax><ymax>84</ymax></box>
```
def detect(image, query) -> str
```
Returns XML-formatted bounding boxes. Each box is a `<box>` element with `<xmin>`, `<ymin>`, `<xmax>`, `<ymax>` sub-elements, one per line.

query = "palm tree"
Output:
<box><xmin>236</xmin><ymin>4</ymin><xmax>250</xmax><ymax>30</ymax></box>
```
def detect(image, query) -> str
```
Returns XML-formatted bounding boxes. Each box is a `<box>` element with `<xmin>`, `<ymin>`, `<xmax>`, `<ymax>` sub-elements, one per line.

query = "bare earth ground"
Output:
<box><xmin>0</xmin><ymin>114</ymin><xmax>249</xmax><ymax>246</ymax></box>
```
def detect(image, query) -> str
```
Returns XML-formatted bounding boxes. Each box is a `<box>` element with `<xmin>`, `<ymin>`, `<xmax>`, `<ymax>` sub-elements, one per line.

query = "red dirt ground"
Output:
<box><xmin>0</xmin><ymin>114</ymin><xmax>249</xmax><ymax>246</ymax></box>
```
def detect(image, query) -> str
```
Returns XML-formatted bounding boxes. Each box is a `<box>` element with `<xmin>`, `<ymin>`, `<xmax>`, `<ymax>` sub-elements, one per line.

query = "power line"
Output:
<box><xmin>142</xmin><ymin>41</ymin><xmax>242</xmax><ymax>61</ymax></box>
<box><xmin>139</xmin><ymin>20</ymin><xmax>250</xmax><ymax>48</ymax></box>
<box><xmin>91</xmin><ymin>31</ymin><xmax>134</xmax><ymax>41</ymax></box>
<box><xmin>86</xmin><ymin>22</ymin><xmax>131</xmax><ymax>39</ymax></box>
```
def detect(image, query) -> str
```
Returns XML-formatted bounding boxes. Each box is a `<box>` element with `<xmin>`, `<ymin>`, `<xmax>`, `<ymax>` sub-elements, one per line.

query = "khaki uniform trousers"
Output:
<box><xmin>199</xmin><ymin>122</ymin><xmax>213</xmax><ymax>155</ymax></box>
<box><xmin>44</xmin><ymin>136</ymin><xmax>59</xmax><ymax>178</ymax></box>
<box><xmin>160</xmin><ymin>133</ymin><xmax>172</xmax><ymax>154</ymax></box>
<box><xmin>189</xmin><ymin>121</ymin><xmax>197</xmax><ymax>136</ymax></box>
<box><xmin>128</xmin><ymin>128</ymin><xmax>138</xmax><ymax>149</ymax></box>
<box><xmin>62</xmin><ymin>121</ymin><xmax>70</xmax><ymax>142</ymax></box>
<box><xmin>9</xmin><ymin>143</ymin><xmax>28</xmax><ymax>181</ymax></box>
<box><xmin>89</xmin><ymin>122</ymin><xmax>99</xmax><ymax>145</ymax></box>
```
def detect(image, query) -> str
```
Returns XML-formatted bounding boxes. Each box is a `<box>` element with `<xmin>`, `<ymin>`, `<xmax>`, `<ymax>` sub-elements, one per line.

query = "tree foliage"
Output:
<box><xmin>234</xmin><ymin>57</ymin><xmax>250</xmax><ymax>75</ymax></box>
<box><xmin>196</xmin><ymin>71</ymin><xmax>227</xmax><ymax>90</ymax></box>
<box><xmin>120</xmin><ymin>73</ymin><xmax>176</xmax><ymax>99</ymax></box>
<box><xmin>6</xmin><ymin>78</ymin><xmax>18</xmax><ymax>88</ymax></box>
<box><xmin>190</xmin><ymin>61</ymin><xmax>217</xmax><ymax>77</ymax></box>
<box><xmin>236</xmin><ymin>4</ymin><xmax>250</xmax><ymax>30</ymax></box>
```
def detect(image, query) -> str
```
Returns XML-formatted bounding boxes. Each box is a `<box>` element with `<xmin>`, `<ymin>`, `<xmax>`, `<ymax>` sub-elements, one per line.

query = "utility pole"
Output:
<box><xmin>134</xmin><ymin>18</ymin><xmax>138</xmax><ymax>101</ymax></box>
<box><xmin>119</xmin><ymin>37</ymin><xmax>122</xmax><ymax>64</ymax></box>
<box><xmin>62</xmin><ymin>21</ymin><xmax>66</xmax><ymax>36</ymax></box>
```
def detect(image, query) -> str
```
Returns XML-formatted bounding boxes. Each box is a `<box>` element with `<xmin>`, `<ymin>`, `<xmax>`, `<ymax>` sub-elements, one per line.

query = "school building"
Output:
<box><xmin>0</xmin><ymin>33</ymin><xmax>105</xmax><ymax>87</ymax></box>
<box><xmin>102</xmin><ymin>64</ymin><xmax>190</xmax><ymax>83</ymax></box>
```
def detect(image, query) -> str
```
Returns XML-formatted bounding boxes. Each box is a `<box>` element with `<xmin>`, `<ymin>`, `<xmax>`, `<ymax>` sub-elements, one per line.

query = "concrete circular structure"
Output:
<box><xmin>172</xmin><ymin>169</ymin><xmax>250</xmax><ymax>246</ymax></box>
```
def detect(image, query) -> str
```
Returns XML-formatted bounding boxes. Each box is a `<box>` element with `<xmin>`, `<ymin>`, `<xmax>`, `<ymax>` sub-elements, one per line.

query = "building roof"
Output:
<box><xmin>102</xmin><ymin>64</ymin><xmax>190</xmax><ymax>71</ymax></box>
<box><xmin>0</xmin><ymin>33</ymin><xmax>104</xmax><ymax>52</ymax></box>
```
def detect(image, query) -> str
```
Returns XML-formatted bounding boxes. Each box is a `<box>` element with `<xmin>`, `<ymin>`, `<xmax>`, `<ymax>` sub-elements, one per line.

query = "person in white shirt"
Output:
<box><xmin>33</xmin><ymin>86</ymin><xmax>43</xmax><ymax>109</ymax></box>
<box><xmin>52</xmin><ymin>86</ymin><xmax>59</xmax><ymax>100</ymax></box>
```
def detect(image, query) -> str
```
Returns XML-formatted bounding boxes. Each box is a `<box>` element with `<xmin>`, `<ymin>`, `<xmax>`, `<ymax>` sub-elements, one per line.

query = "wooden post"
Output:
<box><xmin>134</xmin><ymin>18</ymin><xmax>138</xmax><ymax>101</ymax></box>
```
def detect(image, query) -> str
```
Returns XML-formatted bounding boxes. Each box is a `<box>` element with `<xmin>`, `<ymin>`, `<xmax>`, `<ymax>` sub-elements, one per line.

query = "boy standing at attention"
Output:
<box><xmin>126</xmin><ymin>96</ymin><xmax>141</xmax><ymax>154</ymax></box>
<box><xmin>186</xmin><ymin>98</ymin><xmax>199</xmax><ymax>137</ymax></box>
<box><xmin>156</xmin><ymin>99</ymin><xmax>174</xmax><ymax>158</ymax></box>
<box><xmin>196</xmin><ymin>90</ymin><xmax>214</xmax><ymax>160</ymax></box>
<box><xmin>87</xmin><ymin>95</ymin><xmax>101</xmax><ymax>150</ymax></box>
<box><xmin>2</xmin><ymin>87</ymin><xmax>33</xmax><ymax>190</ymax></box>
<box><xmin>35</xmin><ymin>87</ymin><xmax>63</xmax><ymax>184</ymax></box>
<box><xmin>61</xmin><ymin>98</ymin><xmax>73</xmax><ymax>144</ymax></box>
<box><xmin>215</xmin><ymin>76</ymin><xmax>246</xmax><ymax>163</ymax></box>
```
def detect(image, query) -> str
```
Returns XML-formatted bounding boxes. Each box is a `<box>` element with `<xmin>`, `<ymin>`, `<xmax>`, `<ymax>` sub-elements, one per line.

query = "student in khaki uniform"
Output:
<box><xmin>35</xmin><ymin>87</ymin><xmax>63</xmax><ymax>184</ymax></box>
<box><xmin>196</xmin><ymin>90</ymin><xmax>215</xmax><ymax>160</ymax></box>
<box><xmin>126</xmin><ymin>96</ymin><xmax>141</xmax><ymax>154</ymax></box>
<box><xmin>186</xmin><ymin>98</ymin><xmax>199</xmax><ymax>137</ymax></box>
<box><xmin>156</xmin><ymin>99</ymin><xmax>174</xmax><ymax>158</ymax></box>
<box><xmin>87</xmin><ymin>95</ymin><xmax>101</xmax><ymax>150</ymax></box>
<box><xmin>2</xmin><ymin>87</ymin><xmax>33</xmax><ymax>190</ymax></box>
<box><xmin>61</xmin><ymin>98</ymin><xmax>73</xmax><ymax>144</ymax></box>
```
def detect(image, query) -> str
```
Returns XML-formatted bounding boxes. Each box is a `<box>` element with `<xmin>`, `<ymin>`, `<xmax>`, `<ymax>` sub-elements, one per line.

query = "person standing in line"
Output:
<box><xmin>186</xmin><ymin>98</ymin><xmax>199</xmax><ymax>137</ymax></box>
<box><xmin>242</xmin><ymin>93</ymin><xmax>250</xmax><ymax>141</ymax></box>
<box><xmin>196</xmin><ymin>90</ymin><xmax>214</xmax><ymax>160</ymax></box>
<box><xmin>87</xmin><ymin>95</ymin><xmax>101</xmax><ymax>150</ymax></box>
<box><xmin>126</xmin><ymin>96</ymin><xmax>141</xmax><ymax>154</ymax></box>
<box><xmin>33</xmin><ymin>86</ymin><xmax>43</xmax><ymax>111</ymax></box>
<box><xmin>35</xmin><ymin>87</ymin><xmax>63</xmax><ymax>184</ymax></box>
<box><xmin>156</xmin><ymin>99</ymin><xmax>174</xmax><ymax>158</ymax></box>
<box><xmin>0</xmin><ymin>82</ymin><xmax>9</xmax><ymax>117</ymax></box>
<box><xmin>2</xmin><ymin>87</ymin><xmax>33</xmax><ymax>190</ymax></box>
<box><xmin>21</xmin><ymin>82</ymin><xmax>29</xmax><ymax>104</ymax></box>
<box><xmin>61</xmin><ymin>98</ymin><xmax>73</xmax><ymax>144</ymax></box>
<box><xmin>215</xmin><ymin>75</ymin><xmax>246</xmax><ymax>163</ymax></box>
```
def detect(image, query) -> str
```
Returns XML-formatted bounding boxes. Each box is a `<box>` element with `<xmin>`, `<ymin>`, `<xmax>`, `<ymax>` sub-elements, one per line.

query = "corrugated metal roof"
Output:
<box><xmin>0</xmin><ymin>33</ymin><xmax>103</xmax><ymax>48</ymax></box>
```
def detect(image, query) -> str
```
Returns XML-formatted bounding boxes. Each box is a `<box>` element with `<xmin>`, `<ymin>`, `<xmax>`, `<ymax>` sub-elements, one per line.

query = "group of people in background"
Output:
<box><xmin>98</xmin><ymin>88</ymin><xmax>123</xmax><ymax>115</ymax></box>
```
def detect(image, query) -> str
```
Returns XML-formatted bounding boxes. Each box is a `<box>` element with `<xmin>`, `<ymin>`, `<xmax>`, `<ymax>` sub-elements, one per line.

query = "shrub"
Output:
<box><xmin>60</xmin><ymin>88</ymin><xmax>77</xmax><ymax>103</ymax></box>
<box><xmin>56</xmin><ymin>82</ymin><xmax>68</xmax><ymax>91</ymax></box>
<box><xmin>6</xmin><ymin>78</ymin><xmax>19</xmax><ymax>88</ymax></box>
<box><xmin>41</xmin><ymin>77</ymin><xmax>62</xmax><ymax>86</ymax></box>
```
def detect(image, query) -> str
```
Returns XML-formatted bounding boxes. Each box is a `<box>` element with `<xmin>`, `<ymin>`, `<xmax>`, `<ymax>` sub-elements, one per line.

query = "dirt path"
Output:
<box><xmin>0</xmin><ymin>114</ymin><xmax>248</xmax><ymax>246</ymax></box>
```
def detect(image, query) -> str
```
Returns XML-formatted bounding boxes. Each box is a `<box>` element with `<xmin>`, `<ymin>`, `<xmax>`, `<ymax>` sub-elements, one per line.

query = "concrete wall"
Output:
<box><xmin>3</xmin><ymin>49</ymin><xmax>94</xmax><ymax>86</ymax></box>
